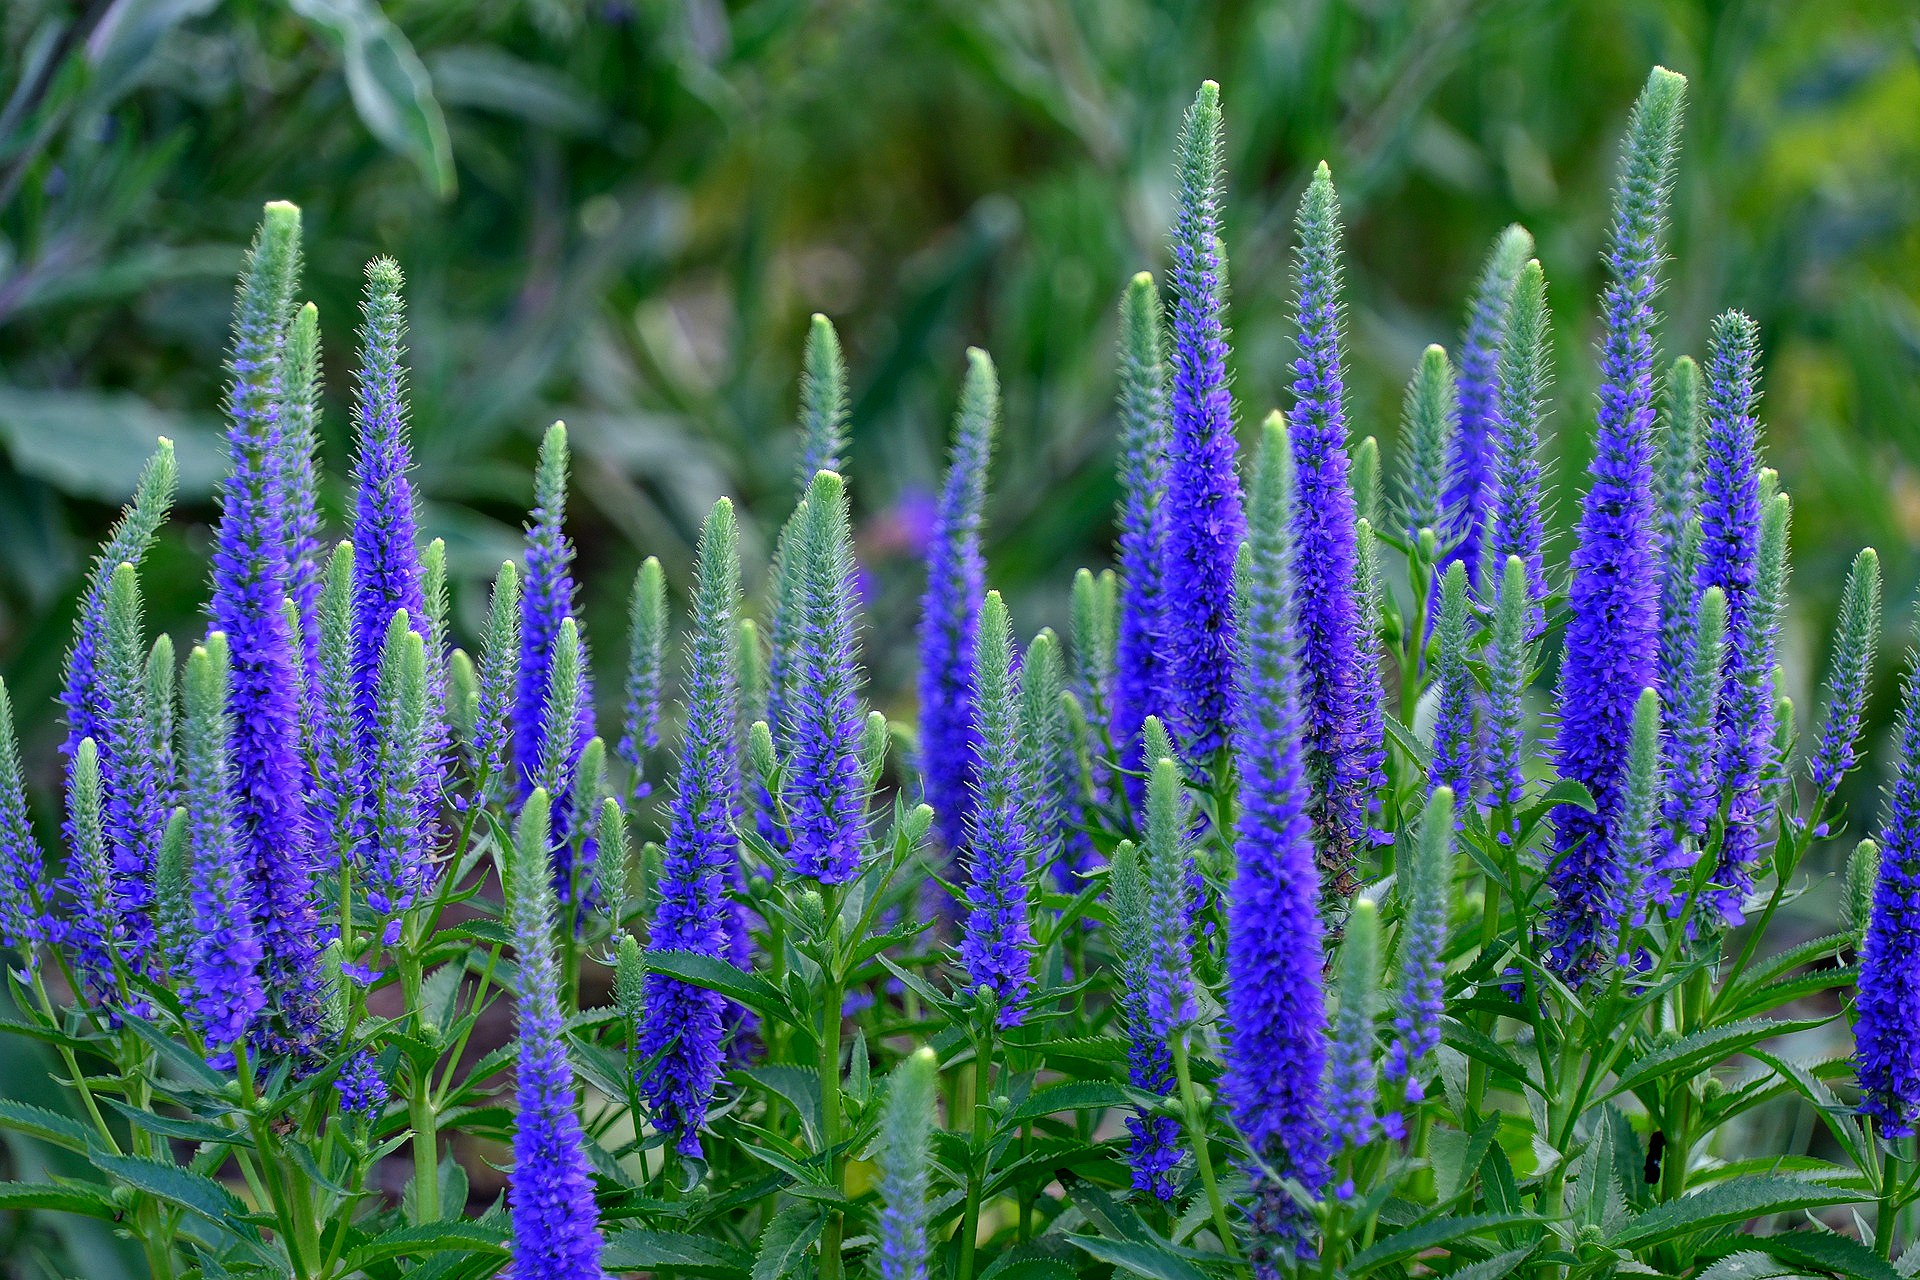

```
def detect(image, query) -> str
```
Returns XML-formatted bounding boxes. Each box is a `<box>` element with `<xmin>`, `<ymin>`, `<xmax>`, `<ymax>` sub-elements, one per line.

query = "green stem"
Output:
<box><xmin>29</xmin><ymin>972</ymin><xmax>119</xmax><ymax>1155</ymax></box>
<box><xmin>819</xmin><ymin>962</ymin><xmax>845</xmax><ymax>1280</ymax></box>
<box><xmin>1172</xmin><ymin>1032</ymin><xmax>1240</xmax><ymax>1263</ymax></box>
<box><xmin>957</xmin><ymin>1025</ymin><xmax>995</xmax><ymax>1280</ymax></box>
<box><xmin>399</xmin><ymin>947</ymin><xmax>440</xmax><ymax>1224</ymax></box>
<box><xmin>1879</xmin><ymin>1141</ymin><xmax>1903</xmax><ymax>1259</ymax></box>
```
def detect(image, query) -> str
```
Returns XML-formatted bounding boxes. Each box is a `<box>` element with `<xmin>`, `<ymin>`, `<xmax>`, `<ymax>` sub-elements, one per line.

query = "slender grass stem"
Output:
<box><xmin>1171</xmin><ymin>1030</ymin><xmax>1240</xmax><ymax>1263</ymax></box>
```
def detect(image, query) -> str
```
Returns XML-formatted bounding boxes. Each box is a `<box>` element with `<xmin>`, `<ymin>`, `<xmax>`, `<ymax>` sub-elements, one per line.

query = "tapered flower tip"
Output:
<box><xmin>961</xmin><ymin>346</ymin><xmax>996</xmax><ymax>397</ymax></box>
<box><xmin>1252</xmin><ymin>411</ymin><xmax>1294</xmax><ymax>509</ymax></box>
<box><xmin>1643</xmin><ymin>65</ymin><xmax>1689</xmax><ymax>114</ymax></box>
<box><xmin>185</xmin><ymin>639</ymin><xmax>218</xmax><ymax>703</ymax></box>
<box><xmin>542</xmin><ymin>419</ymin><xmax>569</xmax><ymax>463</ymax></box>
<box><xmin>1352</xmin><ymin>433</ymin><xmax>1380</xmax><ymax>523</ymax></box>
<box><xmin>615</xmin><ymin>931</ymin><xmax>646</xmax><ymax>1014</ymax></box>
<box><xmin>1670</xmin><ymin>353</ymin><xmax>1700</xmax><ymax>392</ymax></box>
<box><xmin>747</xmin><ymin>719</ymin><xmax>777</xmax><ymax>785</ymax></box>
<box><xmin>1141</xmin><ymin>713</ymin><xmax>1175</xmax><ymax>769</ymax></box>
<box><xmin>1631</xmin><ymin>686</ymin><xmax>1662</xmax><ymax>766</ymax></box>
<box><xmin>1129</xmin><ymin>270</ymin><xmax>1154</xmax><ymax>292</ymax></box>
<box><xmin>980</xmin><ymin>590</ymin><xmax>1011</xmax><ymax>659</ymax></box>
<box><xmin>886</xmin><ymin>1044</ymin><xmax>940</xmax><ymax>1137</ymax></box>
<box><xmin>516</xmin><ymin>787</ymin><xmax>552</xmax><ymax>887</ymax></box>
<box><xmin>1338</xmin><ymin>896</ymin><xmax>1380</xmax><ymax>1004</ymax></box>
<box><xmin>1847</xmin><ymin>839</ymin><xmax>1878</xmax><ymax>942</ymax></box>
<box><xmin>107</xmin><ymin>560</ymin><xmax>139</xmax><ymax>620</ymax></box>
<box><xmin>703</xmin><ymin>495</ymin><xmax>738</xmax><ymax>547</ymax></box>
<box><xmin>1494</xmin><ymin>223</ymin><xmax>1535</xmax><ymax>266</ymax></box>
<box><xmin>74</xmin><ymin>735</ymin><xmax>99</xmax><ymax>782</ymax></box>
<box><xmin>1177</xmin><ymin>83</ymin><xmax>1223</xmax><ymax>177</ymax></box>
<box><xmin>1299</xmin><ymin>161</ymin><xmax>1340</xmax><ymax>224</ymax></box>
<box><xmin>261</xmin><ymin>200</ymin><xmax>302</xmax><ymax>234</ymax></box>
<box><xmin>1620</xmin><ymin>68</ymin><xmax>1687</xmax><ymax>192</ymax></box>
<box><xmin>366</xmin><ymin>255</ymin><xmax>404</xmax><ymax>293</ymax></box>
<box><xmin>155</xmin><ymin>806</ymin><xmax>187</xmax><ymax>904</ymax></box>
<box><xmin>804</xmin><ymin>467</ymin><xmax>847</xmax><ymax>512</ymax></box>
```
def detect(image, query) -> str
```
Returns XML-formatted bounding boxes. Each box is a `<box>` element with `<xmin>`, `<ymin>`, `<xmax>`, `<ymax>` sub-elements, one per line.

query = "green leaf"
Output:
<box><xmin>1065</xmin><ymin>1234</ymin><xmax>1219</xmax><ymax>1280</ymax></box>
<box><xmin>751</xmin><ymin>1203</ymin><xmax>824</xmax><ymax>1280</ymax></box>
<box><xmin>118</xmin><ymin>1011</ymin><xmax>229</xmax><ymax>1091</ymax></box>
<box><xmin>91</xmin><ymin>1151</ymin><xmax>252</xmax><ymax>1231</ymax></box>
<box><xmin>1428</xmin><ymin>1119</ymin><xmax>1497</xmax><ymax>1206</ymax></box>
<box><xmin>1695</xmin><ymin>1251</ymin><xmax>1807</xmax><ymax>1280</ymax></box>
<box><xmin>1612</xmin><ymin>1018</ymin><xmax>1829</xmax><ymax>1097</ymax></box>
<box><xmin>1745</xmin><ymin>1052</ymin><xmax>1870</xmax><ymax>1168</ymax></box>
<box><xmin>1606</xmin><ymin>1177</ymin><xmax>1864</xmax><ymax>1249</ymax></box>
<box><xmin>425</xmin><ymin>46</ymin><xmax>604</xmax><ymax>135</ymax></box>
<box><xmin>101</xmin><ymin>1099</ymin><xmax>248</xmax><ymax>1149</ymax></box>
<box><xmin>0</xmin><ymin>385</ymin><xmax>227</xmax><ymax>501</ymax></box>
<box><xmin>643</xmin><ymin>950</ymin><xmax>790</xmax><ymax>1021</ymax></box>
<box><xmin>1441</xmin><ymin>1244</ymin><xmax>1540</xmax><ymax>1280</ymax></box>
<box><xmin>1037</xmin><ymin>1036</ymin><xmax>1131</xmax><ymax>1065</ymax></box>
<box><xmin>344</xmin><ymin>1219</ymin><xmax>508</xmax><ymax>1268</ymax></box>
<box><xmin>602</xmin><ymin>1228</ymin><xmax>754</xmax><ymax>1275</ymax></box>
<box><xmin>739</xmin><ymin>1065</ymin><xmax>823</xmax><ymax>1146</ymax></box>
<box><xmin>1343</xmin><ymin>1214</ymin><xmax>1539</xmax><ymax>1275</ymax></box>
<box><xmin>1004</xmin><ymin>1080</ymin><xmax>1131</xmax><ymax>1123</ymax></box>
<box><xmin>1703</xmin><ymin>1232</ymin><xmax>1905</xmax><ymax>1280</ymax></box>
<box><xmin>0</xmin><ymin>1098</ymin><xmax>97</xmax><ymax>1153</ymax></box>
<box><xmin>286</xmin><ymin>0</ymin><xmax>455</xmax><ymax>197</ymax></box>
<box><xmin>1573</xmin><ymin>1120</ymin><xmax>1621</xmax><ymax>1230</ymax></box>
<box><xmin>0</xmin><ymin>1179</ymin><xmax>120</xmax><ymax>1219</ymax></box>
<box><xmin>979</xmin><ymin>1249</ymin><xmax>1082</xmax><ymax>1280</ymax></box>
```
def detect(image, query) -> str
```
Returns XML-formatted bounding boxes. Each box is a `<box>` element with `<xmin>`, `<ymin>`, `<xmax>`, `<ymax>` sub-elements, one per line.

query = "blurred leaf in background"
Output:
<box><xmin>2</xmin><ymin>0</ymin><xmax>1915</xmax><ymax>750</ymax></box>
<box><xmin>2</xmin><ymin>0</ymin><xmax>1917</xmax><ymax>1269</ymax></box>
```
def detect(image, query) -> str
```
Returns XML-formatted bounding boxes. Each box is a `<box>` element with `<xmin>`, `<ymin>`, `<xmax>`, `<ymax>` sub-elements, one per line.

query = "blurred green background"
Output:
<box><xmin>1</xmin><ymin>0</ymin><xmax>1917</xmax><ymax>1270</ymax></box>
<box><xmin>3</xmin><ymin>0</ymin><xmax>1917</xmax><ymax>773</ymax></box>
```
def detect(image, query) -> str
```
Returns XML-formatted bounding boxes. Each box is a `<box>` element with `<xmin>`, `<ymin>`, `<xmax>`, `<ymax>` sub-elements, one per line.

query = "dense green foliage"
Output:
<box><xmin>0</xmin><ymin>11</ymin><xmax>1916</xmax><ymax>1272</ymax></box>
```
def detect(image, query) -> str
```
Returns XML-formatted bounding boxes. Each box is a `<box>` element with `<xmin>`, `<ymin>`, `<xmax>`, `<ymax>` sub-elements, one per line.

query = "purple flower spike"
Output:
<box><xmin>917</xmin><ymin>349</ymin><xmax>999</xmax><ymax>859</ymax></box>
<box><xmin>0</xmin><ymin>679</ymin><xmax>48</xmax><ymax>956</ymax></box>
<box><xmin>281</xmin><ymin>302</ymin><xmax>326</xmax><ymax>693</ymax></box>
<box><xmin>1163</xmin><ymin>82</ymin><xmax>1244</xmax><ymax>769</ymax></box>
<box><xmin>508</xmin><ymin>789</ymin><xmax>607</xmax><ymax>1280</ymax></box>
<box><xmin>958</xmin><ymin>591</ymin><xmax>1035</xmax><ymax>1027</ymax></box>
<box><xmin>208</xmin><ymin>201</ymin><xmax>324</xmax><ymax>1056</ymax></box>
<box><xmin>637</xmin><ymin>499</ymin><xmax>743</xmax><ymax>1157</ymax></box>
<box><xmin>780</xmin><ymin>471</ymin><xmax>868</xmax><ymax>885</ymax></box>
<box><xmin>1113</xmin><ymin>272</ymin><xmax>1173</xmax><ymax>805</ymax></box>
<box><xmin>1858</xmin><ymin>650</ymin><xmax>1920</xmax><ymax>1136</ymax></box>
<box><xmin>1547</xmin><ymin>68</ymin><xmax>1686</xmax><ymax>982</ymax></box>
<box><xmin>180</xmin><ymin>636</ymin><xmax>267</xmax><ymax>1065</ymax></box>
<box><xmin>1695</xmin><ymin>312</ymin><xmax>1778</xmax><ymax>922</ymax></box>
<box><xmin>1288</xmin><ymin>162</ymin><xmax>1384</xmax><ymax>893</ymax></box>
<box><xmin>1444</xmin><ymin>225</ymin><xmax>1533</xmax><ymax>592</ymax></box>
<box><xmin>349</xmin><ymin>260</ymin><xmax>430</xmax><ymax>762</ymax></box>
<box><xmin>60</xmin><ymin>441</ymin><xmax>176</xmax><ymax>762</ymax></box>
<box><xmin>1227</xmin><ymin>415</ymin><xmax>1328</xmax><ymax>1264</ymax></box>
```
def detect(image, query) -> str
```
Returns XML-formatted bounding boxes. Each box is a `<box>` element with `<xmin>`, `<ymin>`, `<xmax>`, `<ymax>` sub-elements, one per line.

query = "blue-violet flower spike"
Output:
<box><xmin>958</xmin><ymin>591</ymin><xmax>1035</xmax><ymax>1026</ymax></box>
<box><xmin>1163</xmin><ymin>82</ymin><xmax>1244</xmax><ymax>768</ymax></box>
<box><xmin>637</xmin><ymin>499</ymin><xmax>743</xmax><ymax>1157</ymax></box>
<box><xmin>1227</xmin><ymin>414</ymin><xmax>1328</xmax><ymax>1262</ymax></box>
<box><xmin>1547</xmin><ymin>68</ymin><xmax>1686</xmax><ymax>982</ymax></box>
<box><xmin>917</xmin><ymin>349</ymin><xmax>999</xmax><ymax>859</ymax></box>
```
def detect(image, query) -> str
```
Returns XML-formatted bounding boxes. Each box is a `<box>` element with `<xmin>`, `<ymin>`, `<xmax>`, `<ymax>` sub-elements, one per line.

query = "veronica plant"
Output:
<box><xmin>0</xmin><ymin>70</ymin><xmax>1906</xmax><ymax>1280</ymax></box>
